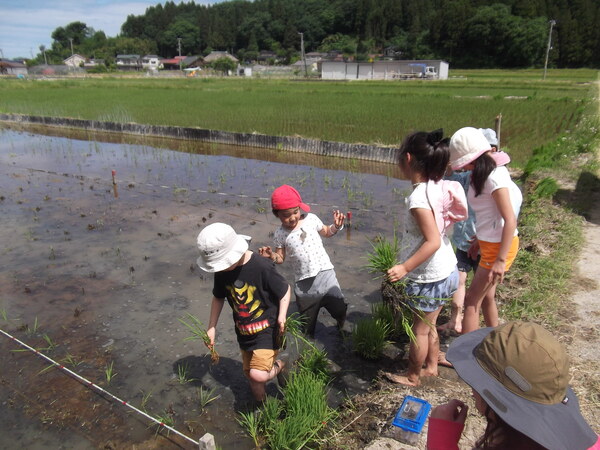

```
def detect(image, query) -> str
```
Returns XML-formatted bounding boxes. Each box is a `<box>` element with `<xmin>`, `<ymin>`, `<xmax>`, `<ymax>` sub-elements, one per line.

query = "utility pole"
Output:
<box><xmin>69</xmin><ymin>38</ymin><xmax>74</xmax><ymax>57</ymax></box>
<box><xmin>298</xmin><ymin>32</ymin><xmax>307</xmax><ymax>78</ymax></box>
<box><xmin>177</xmin><ymin>37</ymin><xmax>182</xmax><ymax>70</ymax></box>
<box><xmin>543</xmin><ymin>19</ymin><xmax>556</xmax><ymax>80</ymax></box>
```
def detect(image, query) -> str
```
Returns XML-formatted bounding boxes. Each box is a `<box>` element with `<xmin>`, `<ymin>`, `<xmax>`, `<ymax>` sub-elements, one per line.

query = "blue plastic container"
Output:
<box><xmin>392</xmin><ymin>395</ymin><xmax>431</xmax><ymax>433</ymax></box>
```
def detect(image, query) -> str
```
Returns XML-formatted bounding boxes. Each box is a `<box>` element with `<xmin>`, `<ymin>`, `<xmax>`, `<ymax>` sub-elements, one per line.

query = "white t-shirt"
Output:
<box><xmin>273</xmin><ymin>213</ymin><xmax>334</xmax><ymax>282</ymax></box>
<box><xmin>399</xmin><ymin>183</ymin><xmax>457</xmax><ymax>283</ymax></box>
<box><xmin>468</xmin><ymin>166</ymin><xmax>522</xmax><ymax>243</ymax></box>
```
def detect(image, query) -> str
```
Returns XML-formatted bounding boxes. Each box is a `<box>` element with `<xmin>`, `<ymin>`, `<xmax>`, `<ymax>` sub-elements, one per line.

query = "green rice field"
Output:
<box><xmin>1</xmin><ymin>69</ymin><xmax>597</xmax><ymax>165</ymax></box>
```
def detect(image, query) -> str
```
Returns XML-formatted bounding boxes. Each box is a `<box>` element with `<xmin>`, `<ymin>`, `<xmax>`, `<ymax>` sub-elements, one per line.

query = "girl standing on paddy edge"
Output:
<box><xmin>448</xmin><ymin>127</ymin><xmax>522</xmax><ymax>334</ymax></box>
<box><xmin>383</xmin><ymin>129</ymin><xmax>466</xmax><ymax>387</ymax></box>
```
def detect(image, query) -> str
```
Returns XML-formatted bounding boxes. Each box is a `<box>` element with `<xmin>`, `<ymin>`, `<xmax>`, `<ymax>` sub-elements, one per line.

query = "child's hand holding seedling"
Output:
<box><xmin>179</xmin><ymin>314</ymin><xmax>220</xmax><ymax>364</ymax></box>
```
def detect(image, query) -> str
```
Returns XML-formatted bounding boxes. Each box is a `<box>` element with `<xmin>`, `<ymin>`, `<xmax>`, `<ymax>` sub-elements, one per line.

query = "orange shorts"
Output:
<box><xmin>478</xmin><ymin>236</ymin><xmax>519</xmax><ymax>271</ymax></box>
<box><xmin>241</xmin><ymin>348</ymin><xmax>278</xmax><ymax>377</ymax></box>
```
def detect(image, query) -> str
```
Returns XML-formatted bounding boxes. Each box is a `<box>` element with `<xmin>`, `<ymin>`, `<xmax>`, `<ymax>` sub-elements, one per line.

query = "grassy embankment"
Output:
<box><xmin>0</xmin><ymin>68</ymin><xmax>595</xmax><ymax>166</ymax></box>
<box><xmin>1</xmin><ymin>69</ymin><xmax>598</xmax><ymax>325</ymax></box>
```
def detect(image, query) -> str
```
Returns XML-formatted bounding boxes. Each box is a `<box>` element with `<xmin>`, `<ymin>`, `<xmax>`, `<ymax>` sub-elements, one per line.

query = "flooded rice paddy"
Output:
<box><xmin>0</xmin><ymin>125</ymin><xmax>410</xmax><ymax>449</ymax></box>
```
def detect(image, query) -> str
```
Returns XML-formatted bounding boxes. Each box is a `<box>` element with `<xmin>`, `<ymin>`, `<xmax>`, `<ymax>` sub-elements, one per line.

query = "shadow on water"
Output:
<box><xmin>0</xmin><ymin>124</ymin><xmax>410</xmax><ymax>448</ymax></box>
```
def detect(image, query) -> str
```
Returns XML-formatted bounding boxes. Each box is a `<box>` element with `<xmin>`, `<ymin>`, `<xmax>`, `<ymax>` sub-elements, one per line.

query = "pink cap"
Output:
<box><xmin>271</xmin><ymin>185</ymin><xmax>310</xmax><ymax>212</ymax></box>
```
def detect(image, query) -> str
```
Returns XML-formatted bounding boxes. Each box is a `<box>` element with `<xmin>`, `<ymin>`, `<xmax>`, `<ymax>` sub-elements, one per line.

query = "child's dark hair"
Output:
<box><xmin>470</xmin><ymin>152</ymin><xmax>496</xmax><ymax>196</ymax></box>
<box><xmin>399</xmin><ymin>129</ymin><xmax>449</xmax><ymax>182</ymax></box>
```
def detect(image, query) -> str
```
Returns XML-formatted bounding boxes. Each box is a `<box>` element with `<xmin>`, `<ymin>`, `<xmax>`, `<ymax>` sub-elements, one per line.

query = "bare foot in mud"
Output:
<box><xmin>437</xmin><ymin>321</ymin><xmax>461</xmax><ymax>336</ymax></box>
<box><xmin>420</xmin><ymin>367</ymin><xmax>438</xmax><ymax>377</ymax></box>
<box><xmin>382</xmin><ymin>371</ymin><xmax>420</xmax><ymax>387</ymax></box>
<box><xmin>438</xmin><ymin>351</ymin><xmax>454</xmax><ymax>368</ymax></box>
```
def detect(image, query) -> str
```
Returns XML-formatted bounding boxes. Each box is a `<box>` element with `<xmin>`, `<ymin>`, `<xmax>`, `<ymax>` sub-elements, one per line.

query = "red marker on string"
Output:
<box><xmin>111</xmin><ymin>170</ymin><xmax>116</xmax><ymax>185</ymax></box>
<box><xmin>346</xmin><ymin>211</ymin><xmax>352</xmax><ymax>227</ymax></box>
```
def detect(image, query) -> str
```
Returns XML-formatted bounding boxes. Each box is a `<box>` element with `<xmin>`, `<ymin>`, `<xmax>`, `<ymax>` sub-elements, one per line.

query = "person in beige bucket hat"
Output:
<box><xmin>427</xmin><ymin>321</ymin><xmax>600</xmax><ymax>449</ymax></box>
<box><xmin>196</xmin><ymin>223</ymin><xmax>291</xmax><ymax>402</ymax></box>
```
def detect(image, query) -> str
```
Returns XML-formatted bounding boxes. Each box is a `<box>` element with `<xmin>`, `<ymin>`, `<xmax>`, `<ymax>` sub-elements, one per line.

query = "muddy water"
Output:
<box><xmin>0</xmin><ymin>126</ymin><xmax>410</xmax><ymax>449</ymax></box>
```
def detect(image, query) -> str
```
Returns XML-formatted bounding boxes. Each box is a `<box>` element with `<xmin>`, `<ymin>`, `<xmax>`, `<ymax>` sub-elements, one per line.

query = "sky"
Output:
<box><xmin>0</xmin><ymin>0</ymin><xmax>213</xmax><ymax>60</ymax></box>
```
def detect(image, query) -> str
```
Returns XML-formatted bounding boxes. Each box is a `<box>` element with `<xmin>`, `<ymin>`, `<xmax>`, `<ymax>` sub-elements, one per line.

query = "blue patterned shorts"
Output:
<box><xmin>405</xmin><ymin>267</ymin><xmax>459</xmax><ymax>312</ymax></box>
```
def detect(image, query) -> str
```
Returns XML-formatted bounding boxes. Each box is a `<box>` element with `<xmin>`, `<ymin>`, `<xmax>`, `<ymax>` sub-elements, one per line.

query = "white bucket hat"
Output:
<box><xmin>196</xmin><ymin>223</ymin><xmax>250</xmax><ymax>272</ymax></box>
<box><xmin>478</xmin><ymin>128</ymin><xmax>498</xmax><ymax>146</ymax></box>
<box><xmin>449</xmin><ymin>127</ymin><xmax>493</xmax><ymax>170</ymax></box>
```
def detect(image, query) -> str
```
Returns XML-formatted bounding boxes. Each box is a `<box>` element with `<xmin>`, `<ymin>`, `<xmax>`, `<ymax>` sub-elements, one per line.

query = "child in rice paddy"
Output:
<box><xmin>382</xmin><ymin>129</ymin><xmax>465</xmax><ymax>387</ymax></box>
<box><xmin>258</xmin><ymin>184</ymin><xmax>347</xmax><ymax>338</ymax></box>
<box><xmin>448</xmin><ymin>127</ymin><xmax>521</xmax><ymax>334</ymax></box>
<box><xmin>196</xmin><ymin>222</ymin><xmax>291</xmax><ymax>402</ymax></box>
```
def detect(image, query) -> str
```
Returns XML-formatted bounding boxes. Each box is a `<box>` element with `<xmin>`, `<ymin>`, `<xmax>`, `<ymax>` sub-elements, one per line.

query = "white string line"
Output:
<box><xmin>0</xmin><ymin>327</ymin><xmax>197</xmax><ymax>447</ymax></box>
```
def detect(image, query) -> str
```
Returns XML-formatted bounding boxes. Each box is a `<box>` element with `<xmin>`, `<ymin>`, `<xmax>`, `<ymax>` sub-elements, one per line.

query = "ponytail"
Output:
<box><xmin>471</xmin><ymin>152</ymin><xmax>496</xmax><ymax>196</ymax></box>
<box><xmin>399</xmin><ymin>129</ymin><xmax>450</xmax><ymax>182</ymax></box>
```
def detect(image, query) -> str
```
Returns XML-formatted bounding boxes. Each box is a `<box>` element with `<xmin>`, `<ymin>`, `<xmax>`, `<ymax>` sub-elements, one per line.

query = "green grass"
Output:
<box><xmin>499</xmin><ymin>84</ymin><xmax>599</xmax><ymax>325</ymax></box>
<box><xmin>1</xmin><ymin>69</ymin><xmax>597</xmax><ymax>165</ymax></box>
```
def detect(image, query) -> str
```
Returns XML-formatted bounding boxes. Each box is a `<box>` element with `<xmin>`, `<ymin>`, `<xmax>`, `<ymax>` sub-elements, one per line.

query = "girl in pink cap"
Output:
<box><xmin>448</xmin><ymin>127</ymin><xmax>522</xmax><ymax>334</ymax></box>
<box><xmin>258</xmin><ymin>185</ymin><xmax>347</xmax><ymax>338</ymax></box>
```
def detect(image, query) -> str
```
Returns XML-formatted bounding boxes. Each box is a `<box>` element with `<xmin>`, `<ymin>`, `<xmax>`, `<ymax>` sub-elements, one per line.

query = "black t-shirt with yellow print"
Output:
<box><xmin>213</xmin><ymin>252</ymin><xmax>288</xmax><ymax>351</ymax></box>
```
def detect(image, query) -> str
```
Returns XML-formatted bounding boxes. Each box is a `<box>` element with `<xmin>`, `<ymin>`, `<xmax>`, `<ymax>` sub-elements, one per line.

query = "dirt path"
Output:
<box><xmin>567</xmin><ymin>81</ymin><xmax>600</xmax><ymax>430</ymax></box>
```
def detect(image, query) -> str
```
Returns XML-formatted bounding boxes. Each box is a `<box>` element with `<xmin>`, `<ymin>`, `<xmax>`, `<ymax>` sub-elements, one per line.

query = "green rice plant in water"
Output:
<box><xmin>271</xmin><ymin>371</ymin><xmax>337</xmax><ymax>449</ymax></box>
<box><xmin>197</xmin><ymin>386</ymin><xmax>219</xmax><ymax>410</ymax></box>
<box><xmin>371</xmin><ymin>301</ymin><xmax>396</xmax><ymax>338</ymax></box>
<box><xmin>238</xmin><ymin>410</ymin><xmax>261</xmax><ymax>447</ymax></box>
<box><xmin>140</xmin><ymin>389</ymin><xmax>153</xmax><ymax>411</ymax></box>
<box><xmin>352</xmin><ymin>317</ymin><xmax>392</xmax><ymax>360</ymax></box>
<box><xmin>296</xmin><ymin>346</ymin><xmax>331</xmax><ymax>384</ymax></box>
<box><xmin>176</xmin><ymin>362</ymin><xmax>195</xmax><ymax>384</ymax></box>
<box><xmin>153</xmin><ymin>410</ymin><xmax>175</xmax><ymax>437</ymax></box>
<box><xmin>104</xmin><ymin>361</ymin><xmax>117</xmax><ymax>385</ymax></box>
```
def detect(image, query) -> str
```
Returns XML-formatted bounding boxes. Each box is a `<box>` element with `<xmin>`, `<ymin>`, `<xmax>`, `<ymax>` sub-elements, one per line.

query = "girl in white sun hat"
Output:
<box><xmin>449</xmin><ymin>127</ymin><xmax>522</xmax><ymax>334</ymax></box>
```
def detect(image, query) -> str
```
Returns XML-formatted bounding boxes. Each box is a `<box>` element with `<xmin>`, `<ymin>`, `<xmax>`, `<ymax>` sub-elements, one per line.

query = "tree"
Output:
<box><xmin>161</xmin><ymin>19</ymin><xmax>201</xmax><ymax>56</ymax></box>
<box><xmin>211</xmin><ymin>56</ymin><xmax>237</xmax><ymax>75</ymax></box>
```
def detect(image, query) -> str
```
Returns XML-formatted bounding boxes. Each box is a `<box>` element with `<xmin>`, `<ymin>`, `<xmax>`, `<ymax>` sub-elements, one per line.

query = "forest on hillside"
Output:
<box><xmin>35</xmin><ymin>0</ymin><xmax>599</xmax><ymax>68</ymax></box>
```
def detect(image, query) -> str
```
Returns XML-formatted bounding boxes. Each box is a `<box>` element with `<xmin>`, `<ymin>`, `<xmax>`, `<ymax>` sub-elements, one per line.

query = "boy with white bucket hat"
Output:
<box><xmin>196</xmin><ymin>222</ymin><xmax>291</xmax><ymax>402</ymax></box>
<box><xmin>427</xmin><ymin>321</ymin><xmax>600</xmax><ymax>449</ymax></box>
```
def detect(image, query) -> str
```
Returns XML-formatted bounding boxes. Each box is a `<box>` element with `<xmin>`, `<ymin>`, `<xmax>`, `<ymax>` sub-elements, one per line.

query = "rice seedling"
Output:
<box><xmin>25</xmin><ymin>317</ymin><xmax>39</xmax><ymax>336</ymax></box>
<box><xmin>175</xmin><ymin>363</ymin><xmax>195</xmax><ymax>384</ymax></box>
<box><xmin>104</xmin><ymin>361</ymin><xmax>117</xmax><ymax>385</ymax></box>
<box><xmin>153</xmin><ymin>410</ymin><xmax>175</xmax><ymax>437</ymax></box>
<box><xmin>352</xmin><ymin>317</ymin><xmax>392</xmax><ymax>360</ymax></box>
<box><xmin>42</xmin><ymin>334</ymin><xmax>57</xmax><ymax>351</ymax></box>
<box><xmin>197</xmin><ymin>386</ymin><xmax>219</xmax><ymax>410</ymax></box>
<box><xmin>371</xmin><ymin>301</ymin><xmax>396</xmax><ymax>337</ymax></box>
<box><xmin>296</xmin><ymin>346</ymin><xmax>331</xmax><ymax>383</ymax></box>
<box><xmin>1</xmin><ymin>308</ymin><xmax>7</xmax><ymax>321</ymax></box>
<box><xmin>140</xmin><ymin>389</ymin><xmax>153</xmax><ymax>411</ymax></box>
<box><xmin>237</xmin><ymin>410</ymin><xmax>261</xmax><ymax>447</ymax></box>
<box><xmin>178</xmin><ymin>313</ymin><xmax>219</xmax><ymax>363</ymax></box>
<box><xmin>278</xmin><ymin>312</ymin><xmax>311</xmax><ymax>351</ymax></box>
<box><xmin>62</xmin><ymin>353</ymin><xmax>81</xmax><ymax>368</ymax></box>
<box><xmin>365</xmin><ymin>233</ymin><xmax>400</xmax><ymax>275</ymax></box>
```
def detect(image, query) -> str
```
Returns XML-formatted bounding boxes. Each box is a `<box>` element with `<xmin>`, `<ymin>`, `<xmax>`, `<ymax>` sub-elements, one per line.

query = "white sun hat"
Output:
<box><xmin>196</xmin><ymin>223</ymin><xmax>250</xmax><ymax>272</ymax></box>
<box><xmin>449</xmin><ymin>127</ymin><xmax>493</xmax><ymax>170</ymax></box>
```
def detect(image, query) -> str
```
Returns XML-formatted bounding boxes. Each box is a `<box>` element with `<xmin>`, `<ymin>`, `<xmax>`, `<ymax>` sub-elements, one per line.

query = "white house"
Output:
<box><xmin>141</xmin><ymin>55</ymin><xmax>162</xmax><ymax>70</ymax></box>
<box><xmin>322</xmin><ymin>60</ymin><xmax>449</xmax><ymax>81</ymax></box>
<box><xmin>63</xmin><ymin>54</ymin><xmax>86</xmax><ymax>68</ymax></box>
<box><xmin>0</xmin><ymin>59</ymin><xmax>28</xmax><ymax>77</ymax></box>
